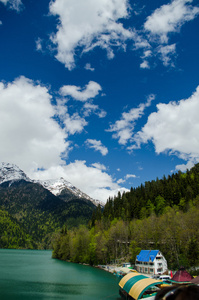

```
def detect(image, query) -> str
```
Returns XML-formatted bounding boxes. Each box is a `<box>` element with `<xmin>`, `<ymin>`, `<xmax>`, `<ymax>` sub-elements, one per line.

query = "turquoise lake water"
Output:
<box><xmin>0</xmin><ymin>249</ymin><xmax>121</xmax><ymax>300</ymax></box>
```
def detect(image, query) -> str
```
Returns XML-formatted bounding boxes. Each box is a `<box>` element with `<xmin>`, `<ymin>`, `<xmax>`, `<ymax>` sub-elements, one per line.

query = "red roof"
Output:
<box><xmin>172</xmin><ymin>267</ymin><xmax>193</xmax><ymax>282</ymax></box>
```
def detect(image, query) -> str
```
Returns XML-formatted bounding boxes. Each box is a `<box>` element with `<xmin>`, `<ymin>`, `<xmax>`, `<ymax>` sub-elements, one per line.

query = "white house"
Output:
<box><xmin>135</xmin><ymin>250</ymin><xmax>168</xmax><ymax>275</ymax></box>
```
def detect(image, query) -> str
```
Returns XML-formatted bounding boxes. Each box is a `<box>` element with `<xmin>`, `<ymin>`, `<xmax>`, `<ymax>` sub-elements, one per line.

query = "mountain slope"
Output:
<box><xmin>36</xmin><ymin>178</ymin><xmax>103</xmax><ymax>207</ymax></box>
<box><xmin>0</xmin><ymin>179</ymin><xmax>96</xmax><ymax>248</ymax></box>
<box><xmin>0</xmin><ymin>162</ymin><xmax>102</xmax><ymax>206</ymax></box>
<box><xmin>0</xmin><ymin>163</ymin><xmax>97</xmax><ymax>249</ymax></box>
<box><xmin>0</xmin><ymin>208</ymin><xmax>35</xmax><ymax>249</ymax></box>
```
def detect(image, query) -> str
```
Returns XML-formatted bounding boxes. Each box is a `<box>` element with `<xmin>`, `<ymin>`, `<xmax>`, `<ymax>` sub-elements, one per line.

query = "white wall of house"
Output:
<box><xmin>135</xmin><ymin>251</ymin><xmax>167</xmax><ymax>275</ymax></box>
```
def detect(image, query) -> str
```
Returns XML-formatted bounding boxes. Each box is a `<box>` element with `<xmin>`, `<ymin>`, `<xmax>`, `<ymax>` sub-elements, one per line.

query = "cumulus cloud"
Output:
<box><xmin>84</xmin><ymin>63</ymin><xmax>95</xmax><ymax>71</ymax></box>
<box><xmin>30</xmin><ymin>160</ymin><xmax>128</xmax><ymax>203</ymax></box>
<box><xmin>107</xmin><ymin>94</ymin><xmax>155</xmax><ymax>145</ymax></box>
<box><xmin>85</xmin><ymin>139</ymin><xmax>108</xmax><ymax>156</ymax></box>
<box><xmin>56</xmin><ymin>81</ymin><xmax>105</xmax><ymax>134</ymax></box>
<box><xmin>83</xmin><ymin>102</ymin><xmax>107</xmax><ymax>118</ymax></box>
<box><xmin>0</xmin><ymin>76</ymin><xmax>68</xmax><ymax>172</ymax></box>
<box><xmin>157</xmin><ymin>44</ymin><xmax>176</xmax><ymax>67</ymax></box>
<box><xmin>59</xmin><ymin>81</ymin><xmax>102</xmax><ymax>101</ymax></box>
<box><xmin>64</xmin><ymin>113</ymin><xmax>88</xmax><ymax>135</ymax></box>
<box><xmin>49</xmin><ymin>0</ymin><xmax>133</xmax><ymax>69</ymax></box>
<box><xmin>117</xmin><ymin>178</ymin><xmax>125</xmax><ymax>184</ymax></box>
<box><xmin>133</xmin><ymin>86</ymin><xmax>199</xmax><ymax>170</ymax></box>
<box><xmin>144</xmin><ymin>0</ymin><xmax>199</xmax><ymax>43</ymax></box>
<box><xmin>0</xmin><ymin>0</ymin><xmax>23</xmax><ymax>11</ymax></box>
<box><xmin>41</xmin><ymin>0</ymin><xmax>199</xmax><ymax>69</ymax></box>
<box><xmin>0</xmin><ymin>76</ymin><xmax>128</xmax><ymax>202</ymax></box>
<box><xmin>36</xmin><ymin>38</ymin><xmax>43</xmax><ymax>52</ymax></box>
<box><xmin>140</xmin><ymin>0</ymin><xmax>199</xmax><ymax>67</ymax></box>
<box><xmin>126</xmin><ymin>174</ymin><xmax>137</xmax><ymax>179</ymax></box>
<box><xmin>54</xmin><ymin>96</ymin><xmax>88</xmax><ymax>135</ymax></box>
<box><xmin>140</xmin><ymin>60</ymin><xmax>150</xmax><ymax>69</ymax></box>
<box><xmin>91</xmin><ymin>163</ymin><xmax>107</xmax><ymax>171</ymax></box>
<box><xmin>117</xmin><ymin>173</ymin><xmax>137</xmax><ymax>184</ymax></box>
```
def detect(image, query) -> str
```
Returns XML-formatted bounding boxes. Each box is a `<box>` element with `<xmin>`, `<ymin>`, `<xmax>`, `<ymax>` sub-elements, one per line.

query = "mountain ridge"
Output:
<box><xmin>0</xmin><ymin>162</ymin><xmax>103</xmax><ymax>207</ymax></box>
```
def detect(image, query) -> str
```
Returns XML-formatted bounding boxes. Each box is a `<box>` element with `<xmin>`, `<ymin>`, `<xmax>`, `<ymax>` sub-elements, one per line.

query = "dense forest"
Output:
<box><xmin>0</xmin><ymin>180</ymin><xmax>95</xmax><ymax>249</ymax></box>
<box><xmin>52</xmin><ymin>164</ymin><xmax>199</xmax><ymax>270</ymax></box>
<box><xmin>0</xmin><ymin>209</ymin><xmax>36</xmax><ymax>249</ymax></box>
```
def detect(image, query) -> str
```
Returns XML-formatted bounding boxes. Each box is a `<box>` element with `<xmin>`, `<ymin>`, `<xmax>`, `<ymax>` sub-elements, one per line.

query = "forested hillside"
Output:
<box><xmin>0</xmin><ymin>209</ymin><xmax>36</xmax><ymax>249</ymax></box>
<box><xmin>53</xmin><ymin>164</ymin><xmax>199</xmax><ymax>269</ymax></box>
<box><xmin>92</xmin><ymin>163</ymin><xmax>199</xmax><ymax>223</ymax></box>
<box><xmin>0</xmin><ymin>179</ymin><xmax>95</xmax><ymax>249</ymax></box>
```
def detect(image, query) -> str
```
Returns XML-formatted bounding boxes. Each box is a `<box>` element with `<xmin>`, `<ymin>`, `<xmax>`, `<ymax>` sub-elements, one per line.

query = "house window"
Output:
<box><xmin>145</xmin><ymin>268</ymin><xmax>148</xmax><ymax>273</ymax></box>
<box><xmin>150</xmin><ymin>269</ymin><xmax>154</xmax><ymax>273</ymax></box>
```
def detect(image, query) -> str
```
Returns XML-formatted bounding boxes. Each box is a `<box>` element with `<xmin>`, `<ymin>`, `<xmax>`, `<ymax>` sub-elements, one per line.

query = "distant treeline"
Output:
<box><xmin>53</xmin><ymin>164</ymin><xmax>199</xmax><ymax>270</ymax></box>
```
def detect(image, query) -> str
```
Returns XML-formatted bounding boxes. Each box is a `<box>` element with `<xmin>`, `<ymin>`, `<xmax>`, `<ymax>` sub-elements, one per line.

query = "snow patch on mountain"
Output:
<box><xmin>35</xmin><ymin>178</ymin><xmax>103</xmax><ymax>207</ymax></box>
<box><xmin>36</xmin><ymin>178</ymin><xmax>90</xmax><ymax>198</ymax></box>
<box><xmin>0</xmin><ymin>162</ymin><xmax>31</xmax><ymax>184</ymax></box>
<box><xmin>0</xmin><ymin>162</ymin><xmax>103</xmax><ymax>207</ymax></box>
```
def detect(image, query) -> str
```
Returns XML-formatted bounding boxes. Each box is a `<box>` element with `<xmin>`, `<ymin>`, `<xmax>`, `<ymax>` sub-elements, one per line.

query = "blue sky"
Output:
<box><xmin>0</xmin><ymin>0</ymin><xmax>199</xmax><ymax>203</ymax></box>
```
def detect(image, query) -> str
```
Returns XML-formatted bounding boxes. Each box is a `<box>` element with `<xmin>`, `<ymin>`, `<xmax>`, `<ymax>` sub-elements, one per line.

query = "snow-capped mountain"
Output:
<box><xmin>0</xmin><ymin>162</ymin><xmax>103</xmax><ymax>207</ymax></box>
<box><xmin>0</xmin><ymin>162</ymin><xmax>31</xmax><ymax>184</ymax></box>
<box><xmin>34</xmin><ymin>178</ymin><xmax>103</xmax><ymax>207</ymax></box>
<box><xmin>36</xmin><ymin>178</ymin><xmax>92</xmax><ymax>199</ymax></box>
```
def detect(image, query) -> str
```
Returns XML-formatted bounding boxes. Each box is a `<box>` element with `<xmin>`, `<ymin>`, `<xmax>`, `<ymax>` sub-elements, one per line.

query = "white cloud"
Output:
<box><xmin>55</xmin><ymin>98</ymin><xmax>88</xmax><ymax>135</ymax></box>
<box><xmin>126</xmin><ymin>174</ymin><xmax>136</xmax><ymax>179</ymax></box>
<box><xmin>133</xmin><ymin>85</ymin><xmax>199</xmax><ymax>169</ymax></box>
<box><xmin>86</xmin><ymin>139</ymin><xmax>108</xmax><ymax>156</ymax></box>
<box><xmin>30</xmin><ymin>160</ymin><xmax>128</xmax><ymax>203</ymax></box>
<box><xmin>83</xmin><ymin>102</ymin><xmax>107</xmax><ymax>118</ymax></box>
<box><xmin>140</xmin><ymin>0</ymin><xmax>199</xmax><ymax>68</ymax></box>
<box><xmin>55</xmin><ymin>82</ymin><xmax>106</xmax><ymax>135</ymax></box>
<box><xmin>140</xmin><ymin>60</ymin><xmax>150</xmax><ymax>69</ymax></box>
<box><xmin>117</xmin><ymin>178</ymin><xmax>125</xmax><ymax>184</ymax></box>
<box><xmin>56</xmin><ymin>81</ymin><xmax>105</xmax><ymax>134</ymax></box>
<box><xmin>91</xmin><ymin>162</ymin><xmax>107</xmax><ymax>171</ymax></box>
<box><xmin>36</xmin><ymin>38</ymin><xmax>43</xmax><ymax>52</ymax></box>
<box><xmin>144</xmin><ymin>0</ymin><xmax>199</xmax><ymax>43</ymax></box>
<box><xmin>0</xmin><ymin>76</ymin><xmax>128</xmax><ymax>202</ymax></box>
<box><xmin>49</xmin><ymin>0</ymin><xmax>133</xmax><ymax>69</ymax></box>
<box><xmin>0</xmin><ymin>76</ymin><xmax>68</xmax><ymax>172</ymax></box>
<box><xmin>107</xmin><ymin>94</ymin><xmax>155</xmax><ymax>145</ymax></box>
<box><xmin>64</xmin><ymin>112</ymin><xmax>88</xmax><ymax>135</ymax></box>
<box><xmin>0</xmin><ymin>0</ymin><xmax>23</xmax><ymax>11</ymax></box>
<box><xmin>59</xmin><ymin>81</ymin><xmax>102</xmax><ymax>102</ymax></box>
<box><xmin>117</xmin><ymin>173</ymin><xmax>136</xmax><ymax>184</ymax></box>
<box><xmin>85</xmin><ymin>63</ymin><xmax>95</xmax><ymax>71</ymax></box>
<box><xmin>157</xmin><ymin>44</ymin><xmax>176</xmax><ymax>67</ymax></box>
<box><xmin>175</xmin><ymin>160</ymin><xmax>195</xmax><ymax>172</ymax></box>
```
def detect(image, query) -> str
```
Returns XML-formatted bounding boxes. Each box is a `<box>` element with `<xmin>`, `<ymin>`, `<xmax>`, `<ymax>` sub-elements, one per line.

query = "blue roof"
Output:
<box><xmin>136</xmin><ymin>250</ymin><xmax>159</xmax><ymax>262</ymax></box>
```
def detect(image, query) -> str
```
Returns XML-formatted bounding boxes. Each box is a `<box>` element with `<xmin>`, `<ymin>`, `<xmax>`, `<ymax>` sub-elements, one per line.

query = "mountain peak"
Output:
<box><xmin>0</xmin><ymin>162</ymin><xmax>104</xmax><ymax>207</ymax></box>
<box><xmin>0</xmin><ymin>162</ymin><xmax>31</xmax><ymax>184</ymax></box>
<box><xmin>35</xmin><ymin>178</ymin><xmax>103</xmax><ymax>206</ymax></box>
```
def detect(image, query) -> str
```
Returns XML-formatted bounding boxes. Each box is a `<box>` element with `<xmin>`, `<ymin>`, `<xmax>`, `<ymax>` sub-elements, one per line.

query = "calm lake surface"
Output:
<box><xmin>0</xmin><ymin>249</ymin><xmax>121</xmax><ymax>300</ymax></box>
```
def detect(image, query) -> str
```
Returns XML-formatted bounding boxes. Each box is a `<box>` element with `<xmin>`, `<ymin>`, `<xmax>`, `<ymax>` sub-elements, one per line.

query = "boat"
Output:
<box><xmin>119</xmin><ymin>272</ymin><xmax>169</xmax><ymax>300</ymax></box>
